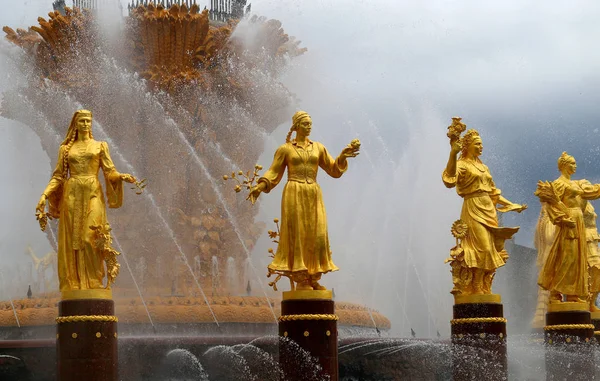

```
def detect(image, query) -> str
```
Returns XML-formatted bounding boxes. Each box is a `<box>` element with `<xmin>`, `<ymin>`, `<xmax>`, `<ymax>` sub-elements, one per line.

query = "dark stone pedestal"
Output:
<box><xmin>451</xmin><ymin>296</ymin><xmax>507</xmax><ymax>381</ymax></box>
<box><xmin>544</xmin><ymin>303</ymin><xmax>594</xmax><ymax>381</ymax></box>
<box><xmin>278</xmin><ymin>290</ymin><xmax>338</xmax><ymax>381</ymax></box>
<box><xmin>591</xmin><ymin>311</ymin><xmax>600</xmax><ymax>343</ymax></box>
<box><xmin>57</xmin><ymin>299</ymin><xmax>118</xmax><ymax>381</ymax></box>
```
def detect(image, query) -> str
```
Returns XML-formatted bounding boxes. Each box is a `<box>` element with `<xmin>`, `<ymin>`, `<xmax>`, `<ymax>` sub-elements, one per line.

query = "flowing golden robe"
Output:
<box><xmin>44</xmin><ymin>141</ymin><xmax>123</xmax><ymax>291</ymax></box>
<box><xmin>260</xmin><ymin>139</ymin><xmax>346</xmax><ymax>276</ymax></box>
<box><xmin>584</xmin><ymin>203</ymin><xmax>600</xmax><ymax>293</ymax></box>
<box><xmin>532</xmin><ymin>204</ymin><xmax>556</xmax><ymax>328</ymax></box>
<box><xmin>443</xmin><ymin>159</ymin><xmax>519</xmax><ymax>270</ymax></box>
<box><xmin>538</xmin><ymin>179</ymin><xmax>600</xmax><ymax>296</ymax></box>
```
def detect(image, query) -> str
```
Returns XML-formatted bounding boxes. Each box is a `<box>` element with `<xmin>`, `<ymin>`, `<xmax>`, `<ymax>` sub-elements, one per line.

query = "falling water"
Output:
<box><xmin>226</xmin><ymin>257</ymin><xmax>238</xmax><ymax>295</ymax></box>
<box><xmin>91</xmin><ymin>116</ymin><xmax>221</xmax><ymax>326</ymax></box>
<box><xmin>0</xmin><ymin>270</ymin><xmax>20</xmax><ymax>328</ymax></box>
<box><xmin>112</xmin><ymin>236</ymin><xmax>155</xmax><ymax>329</ymax></box>
<box><xmin>211</xmin><ymin>256</ymin><xmax>220</xmax><ymax>294</ymax></box>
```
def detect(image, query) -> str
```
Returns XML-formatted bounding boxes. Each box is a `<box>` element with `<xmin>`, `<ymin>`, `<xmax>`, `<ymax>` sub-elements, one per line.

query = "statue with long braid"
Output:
<box><xmin>248</xmin><ymin>111</ymin><xmax>360</xmax><ymax>291</ymax></box>
<box><xmin>35</xmin><ymin>110</ymin><xmax>136</xmax><ymax>295</ymax></box>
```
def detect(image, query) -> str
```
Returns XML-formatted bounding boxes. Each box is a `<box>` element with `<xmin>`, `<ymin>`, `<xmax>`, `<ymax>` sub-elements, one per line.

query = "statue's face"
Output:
<box><xmin>296</xmin><ymin>116</ymin><xmax>312</xmax><ymax>137</ymax></box>
<box><xmin>76</xmin><ymin>115</ymin><xmax>92</xmax><ymax>136</ymax></box>
<box><xmin>468</xmin><ymin>136</ymin><xmax>483</xmax><ymax>157</ymax></box>
<box><xmin>565</xmin><ymin>159</ymin><xmax>577</xmax><ymax>175</ymax></box>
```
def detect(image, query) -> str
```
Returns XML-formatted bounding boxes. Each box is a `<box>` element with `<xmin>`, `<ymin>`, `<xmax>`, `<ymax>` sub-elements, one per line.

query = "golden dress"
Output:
<box><xmin>538</xmin><ymin>178</ymin><xmax>600</xmax><ymax>296</ymax></box>
<box><xmin>44</xmin><ymin>140</ymin><xmax>124</xmax><ymax>291</ymax></box>
<box><xmin>584</xmin><ymin>203</ymin><xmax>600</xmax><ymax>294</ymax></box>
<box><xmin>531</xmin><ymin>204</ymin><xmax>556</xmax><ymax>328</ymax></box>
<box><xmin>443</xmin><ymin>159</ymin><xmax>519</xmax><ymax>270</ymax></box>
<box><xmin>259</xmin><ymin>139</ymin><xmax>346</xmax><ymax>276</ymax></box>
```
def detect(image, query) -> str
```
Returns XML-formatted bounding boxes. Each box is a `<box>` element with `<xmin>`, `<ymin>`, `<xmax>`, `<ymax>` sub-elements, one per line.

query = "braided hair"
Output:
<box><xmin>286</xmin><ymin>110</ymin><xmax>310</xmax><ymax>143</ymax></box>
<box><xmin>61</xmin><ymin>110</ymin><xmax>94</xmax><ymax>179</ymax></box>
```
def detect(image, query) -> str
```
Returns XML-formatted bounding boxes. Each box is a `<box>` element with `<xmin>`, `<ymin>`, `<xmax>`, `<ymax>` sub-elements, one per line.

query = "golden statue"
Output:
<box><xmin>248</xmin><ymin>111</ymin><xmax>360</xmax><ymax>291</ymax></box>
<box><xmin>535</xmin><ymin>152</ymin><xmax>600</xmax><ymax>304</ymax></box>
<box><xmin>584</xmin><ymin>200</ymin><xmax>600</xmax><ymax>311</ymax></box>
<box><xmin>531</xmin><ymin>204</ymin><xmax>557</xmax><ymax>328</ymax></box>
<box><xmin>35</xmin><ymin>110</ymin><xmax>136</xmax><ymax>298</ymax></box>
<box><xmin>442</xmin><ymin>120</ymin><xmax>526</xmax><ymax>296</ymax></box>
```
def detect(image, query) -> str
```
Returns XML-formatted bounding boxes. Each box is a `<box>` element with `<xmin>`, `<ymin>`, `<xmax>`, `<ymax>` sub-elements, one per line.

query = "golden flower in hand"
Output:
<box><xmin>451</xmin><ymin>220</ymin><xmax>468</xmax><ymax>239</ymax></box>
<box><xmin>350</xmin><ymin>139</ymin><xmax>361</xmax><ymax>150</ymax></box>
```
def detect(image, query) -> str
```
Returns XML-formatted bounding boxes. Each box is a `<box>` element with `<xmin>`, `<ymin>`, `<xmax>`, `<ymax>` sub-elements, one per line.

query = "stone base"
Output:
<box><xmin>544</xmin><ymin>304</ymin><xmax>594</xmax><ymax>380</ymax></box>
<box><xmin>279</xmin><ymin>290</ymin><xmax>337</xmax><ymax>381</ymax></box>
<box><xmin>57</xmin><ymin>299</ymin><xmax>118</xmax><ymax>381</ymax></box>
<box><xmin>451</xmin><ymin>295</ymin><xmax>507</xmax><ymax>381</ymax></box>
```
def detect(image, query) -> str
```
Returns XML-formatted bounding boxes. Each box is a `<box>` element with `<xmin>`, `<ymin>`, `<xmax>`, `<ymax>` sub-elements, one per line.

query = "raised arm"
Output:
<box><xmin>318</xmin><ymin>142</ymin><xmax>349</xmax><ymax>178</ymax></box>
<box><xmin>442</xmin><ymin>139</ymin><xmax>461</xmax><ymax>188</ymax></box>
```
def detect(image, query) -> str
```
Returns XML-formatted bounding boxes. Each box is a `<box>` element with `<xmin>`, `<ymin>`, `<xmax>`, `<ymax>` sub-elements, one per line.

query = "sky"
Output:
<box><xmin>2</xmin><ymin>0</ymin><xmax>600</xmax><ymax>336</ymax></box>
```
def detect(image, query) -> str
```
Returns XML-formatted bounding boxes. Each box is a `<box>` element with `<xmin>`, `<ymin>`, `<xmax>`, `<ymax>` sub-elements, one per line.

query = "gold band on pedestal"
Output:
<box><xmin>279</xmin><ymin>314</ymin><xmax>338</xmax><ymax>322</ymax></box>
<box><xmin>591</xmin><ymin>311</ymin><xmax>600</xmax><ymax>320</ymax></box>
<box><xmin>56</xmin><ymin>315</ymin><xmax>118</xmax><ymax>324</ymax></box>
<box><xmin>454</xmin><ymin>294</ymin><xmax>501</xmax><ymax>305</ymax></box>
<box><xmin>547</xmin><ymin>302</ymin><xmax>588</xmax><ymax>313</ymax></box>
<box><xmin>543</xmin><ymin>324</ymin><xmax>594</xmax><ymax>331</ymax></box>
<box><xmin>450</xmin><ymin>317</ymin><xmax>507</xmax><ymax>325</ymax></box>
<box><xmin>282</xmin><ymin>290</ymin><xmax>332</xmax><ymax>301</ymax></box>
<box><xmin>61</xmin><ymin>289</ymin><xmax>113</xmax><ymax>300</ymax></box>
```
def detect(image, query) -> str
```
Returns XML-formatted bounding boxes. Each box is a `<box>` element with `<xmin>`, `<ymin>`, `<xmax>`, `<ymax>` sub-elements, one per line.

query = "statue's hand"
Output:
<box><xmin>247</xmin><ymin>186</ymin><xmax>262</xmax><ymax>205</ymax></box>
<box><xmin>450</xmin><ymin>138</ymin><xmax>462</xmax><ymax>155</ymax></box>
<box><xmin>515</xmin><ymin>204</ymin><xmax>528</xmax><ymax>213</ymax></box>
<box><xmin>121</xmin><ymin>173</ymin><xmax>137</xmax><ymax>184</ymax></box>
<box><xmin>340</xmin><ymin>142</ymin><xmax>360</xmax><ymax>159</ymax></box>
<box><xmin>36</xmin><ymin>195</ymin><xmax>47</xmax><ymax>214</ymax></box>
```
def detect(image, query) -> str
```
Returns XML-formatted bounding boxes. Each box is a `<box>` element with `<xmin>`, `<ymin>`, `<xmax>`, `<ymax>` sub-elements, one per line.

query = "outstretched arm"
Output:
<box><xmin>248</xmin><ymin>145</ymin><xmax>287</xmax><ymax>204</ymax></box>
<box><xmin>100</xmin><ymin>142</ymin><xmax>136</xmax><ymax>208</ymax></box>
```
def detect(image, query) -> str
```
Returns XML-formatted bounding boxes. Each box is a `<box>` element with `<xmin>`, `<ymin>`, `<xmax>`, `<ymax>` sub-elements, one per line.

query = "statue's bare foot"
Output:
<box><xmin>565</xmin><ymin>295</ymin><xmax>585</xmax><ymax>303</ymax></box>
<box><xmin>549</xmin><ymin>291</ymin><xmax>562</xmax><ymax>303</ymax></box>
<box><xmin>311</xmin><ymin>282</ymin><xmax>326</xmax><ymax>291</ymax></box>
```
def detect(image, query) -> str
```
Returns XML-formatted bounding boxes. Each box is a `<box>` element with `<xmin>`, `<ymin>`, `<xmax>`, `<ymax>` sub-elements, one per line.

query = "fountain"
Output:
<box><xmin>0</xmin><ymin>1</ymin><xmax>391</xmax><ymax>380</ymax></box>
<box><xmin>2</xmin><ymin>0</ymin><xmax>600</xmax><ymax>380</ymax></box>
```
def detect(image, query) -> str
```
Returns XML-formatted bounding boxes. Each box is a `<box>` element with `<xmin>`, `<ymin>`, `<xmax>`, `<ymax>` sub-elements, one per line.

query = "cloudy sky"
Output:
<box><xmin>2</xmin><ymin>0</ymin><xmax>600</xmax><ymax>335</ymax></box>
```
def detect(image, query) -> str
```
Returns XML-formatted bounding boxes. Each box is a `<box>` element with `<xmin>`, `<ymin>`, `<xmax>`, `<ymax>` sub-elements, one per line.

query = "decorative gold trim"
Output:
<box><xmin>454</xmin><ymin>294</ymin><xmax>501</xmax><ymax>305</ymax></box>
<box><xmin>450</xmin><ymin>317</ymin><xmax>507</xmax><ymax>325</ymax></box>
<box><xmin>594</xmin><ymin>331</ymin><xmax>600</xmax><ymax>336</ymax></box>
<box><xmin>547</xmin><ymin>302</ymin><xmax>588</xmax><ymax>313</ymax></box>
<box><xmin>591</xmin><ymin>311</ymin><xmax>600</xmax><ymax>320</ymax></box>
<box><xmin>279</xmin><ymin>314</ymin><xmax>338</xmax><ymax>322</ymax></box>
<box><xmin>56</xmin><ymin>315</ymin><xmax>118</xmax><ymax>324</ymax></box>
<box><xmin>61</xmin><ymin>289</ymin><xmax>113</xmax><ymax>300</ymax></box>
<box><xmin>282</xmin><ymin>290</ymin><xmax>332</xmax><ymax>301</ymax></box>
<box><xmin>543</xmin><ymin>324</ymin><xmax>594</xmax><ymax>331</ymax></box>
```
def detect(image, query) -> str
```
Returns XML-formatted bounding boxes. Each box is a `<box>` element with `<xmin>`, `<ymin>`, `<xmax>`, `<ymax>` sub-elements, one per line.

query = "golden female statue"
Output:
<box><xmin>248</xmin><ymin>111</ymin><xmax>360</xmax><ymax>291</ymax></box>
<box><xmin>35</xmin><ymin>110</ymin><xmax>136</xmax><ymax>296</ymax></box>
<box><xmin>443</xmin><ymin>123</ymin><xmax>526</xmax><ymax>296</ymax></box>
<box><xmin>535</xmin><ymin>152</ymin><xmax>600</xmax><ymax>304</ymax></box>
<box><xmin>583</xmin><ymin>200</ymin><xmax>600</xmax><ymax>311</ymax></box>
<box><xmin>531</xmin><ymin>204</ymin><xmax>557</xmax><ymax>328</ymax></box>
